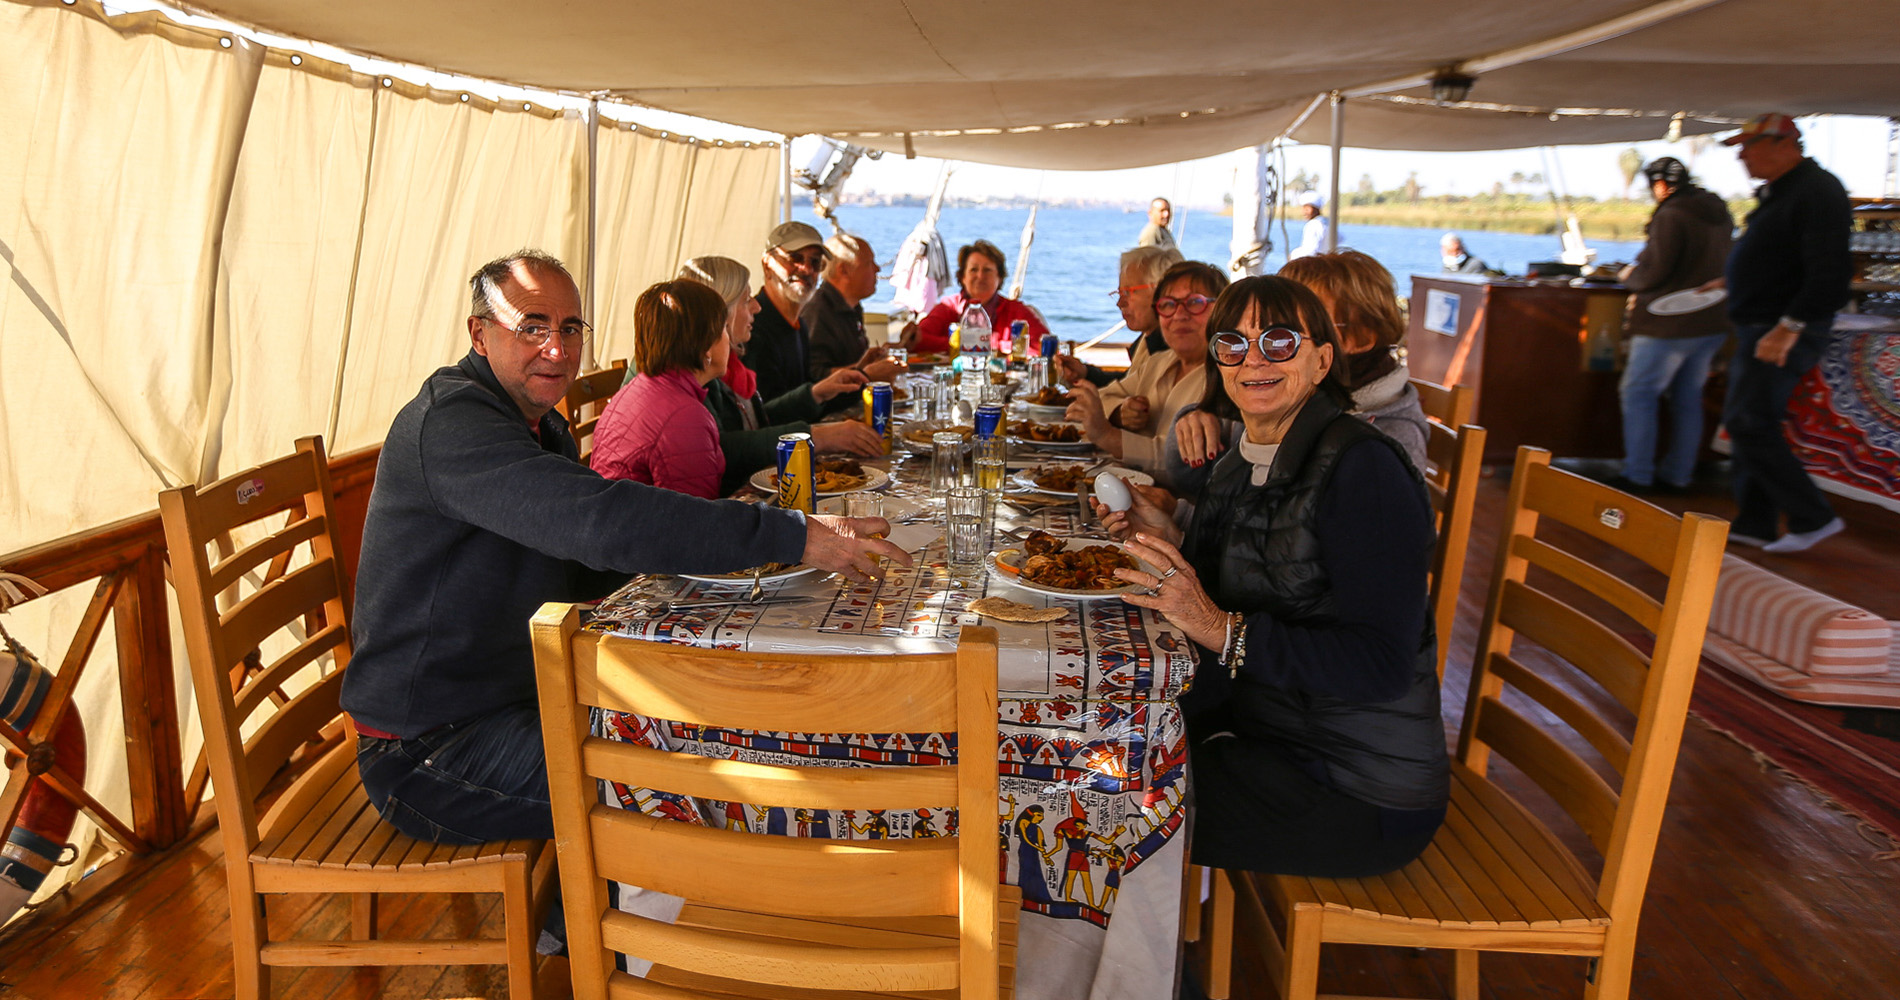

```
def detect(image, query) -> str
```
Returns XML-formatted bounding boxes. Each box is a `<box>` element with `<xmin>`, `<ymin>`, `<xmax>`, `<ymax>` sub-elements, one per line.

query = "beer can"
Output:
<box><xmin>974</xmin><ymin>402</ymin><xmax>1005</xmax><ymax>441</ymax></box>
<box><xmin>775</xmin><ymin>432</ymin><xmax>815</xmax><ymax>513</ymax></box>
<box><xmin>868</xmin><ymin>381</ymin><xmax>894</xmax><ymax>454</ymax></box>
<box><xmin>1040</xmin><ymin>333</ymin><xmax>1059</xmax><ymax>358</ymax></box>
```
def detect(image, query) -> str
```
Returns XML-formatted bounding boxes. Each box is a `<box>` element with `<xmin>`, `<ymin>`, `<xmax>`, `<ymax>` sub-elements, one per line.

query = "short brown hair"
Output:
<box><xmin>1198</xmin><ymin>276</ymin><xmax>1351</xmax><ymax>421</ymax></box>
<box><xmin>957</xmin><ymin>240</ymin><xmax>1008</xmax><ymax>288</ymax></box>
<box><xmin>634</xmin><ymin>279</ymin><xmax>728</xmax><ymax>377</ymax></box>
<box><xmin>1154</xmin><ymin>260</ymin><xmax>1230</xmax><ymax>304</ymax></box>
<box><xmin>1277</xmin><ymin>250</ymin><xmax>1405</xmax><ymax>384</ymax></box>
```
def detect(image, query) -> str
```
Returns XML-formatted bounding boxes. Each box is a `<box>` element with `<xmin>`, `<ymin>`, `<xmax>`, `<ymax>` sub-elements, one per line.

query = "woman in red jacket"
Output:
<box><xmin>907</xmin><ymin>239</ymin><xmax>1049</xmax><ymax>354</ymax></box>
<box><xmin>590</xmin><ymin>280</ymin><xmax>731</xmax><ymax>498</ymax></box>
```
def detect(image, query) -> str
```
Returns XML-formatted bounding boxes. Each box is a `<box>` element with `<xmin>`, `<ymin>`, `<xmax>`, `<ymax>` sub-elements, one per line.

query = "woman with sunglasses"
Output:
<box><xmin>1065</xmin><ymin>261</ymin><xmax>1228</xmax><ymax>485</ymax></box>
<box><xmin>1164</xmin><ymin>250</ymin><xmax>1430</xmax><ymax>500</ymax></box>
<box><xmin>1097</xmin><ymin>275</ymin><xmax>1445</xmax><ymax>878</ymax></box>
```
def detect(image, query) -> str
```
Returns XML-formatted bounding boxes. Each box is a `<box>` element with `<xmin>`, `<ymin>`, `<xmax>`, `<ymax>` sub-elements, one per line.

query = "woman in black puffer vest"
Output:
<box><xmin>1100</xmin><ymin>276</ymin><xmax>1447</xmax><ymax>878</ymax></box>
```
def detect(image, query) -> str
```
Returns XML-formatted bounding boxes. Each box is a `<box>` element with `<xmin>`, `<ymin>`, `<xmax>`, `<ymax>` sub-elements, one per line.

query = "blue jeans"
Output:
<box><xmin>355</xmin><ymin>702</ymin><xmax>554</xmax><ymax>845</ymax></box>
<box><xmin>1721</xmin><ymin>322</ymin><xmax>1837</xmax><ymax>538</ymax></box>
<box><xmin>1618</xmin><ymin>333</ymin><xmax>1728</xmax><ymax>486</ymax></box>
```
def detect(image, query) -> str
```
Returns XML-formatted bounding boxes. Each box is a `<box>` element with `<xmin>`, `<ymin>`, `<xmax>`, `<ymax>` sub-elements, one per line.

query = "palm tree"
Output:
<box><xmin>1618</xmin><ymin>147</ymin><xmax>1645</xmax><ymax>199</ymax></box>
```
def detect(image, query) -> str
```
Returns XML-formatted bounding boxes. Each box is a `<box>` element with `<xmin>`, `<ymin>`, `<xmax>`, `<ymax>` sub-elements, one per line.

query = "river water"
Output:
<box><xmin>793</xmin><ymin>204</ymin><xmax>1649</xmax><ymax>345</ymax></box>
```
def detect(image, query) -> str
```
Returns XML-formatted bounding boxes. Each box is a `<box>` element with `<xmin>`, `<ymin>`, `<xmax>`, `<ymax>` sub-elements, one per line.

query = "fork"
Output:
<box><xmin>747</xmin><ymin>566</ymin><xmax>766</xmax><ymax>603</ymax></box>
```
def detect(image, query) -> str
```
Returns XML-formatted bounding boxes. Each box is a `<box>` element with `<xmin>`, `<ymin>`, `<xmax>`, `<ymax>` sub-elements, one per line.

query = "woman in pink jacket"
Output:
<box><xmin>590</xmin><ymin>279</ymin><xmax>731</xmax><ymax>498</ymax></box>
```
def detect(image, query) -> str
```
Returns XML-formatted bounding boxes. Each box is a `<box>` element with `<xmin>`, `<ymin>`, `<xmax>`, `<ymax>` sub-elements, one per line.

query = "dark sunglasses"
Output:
<box><xmin>1153</xmin><ymin>294</ymin><xmax>1214</xmax><ymax>317</ymax></box>
<box><xmin>1210</xmin><ymin>328</ymin><xmax>1303</xmax><ymax>366</ymax></box>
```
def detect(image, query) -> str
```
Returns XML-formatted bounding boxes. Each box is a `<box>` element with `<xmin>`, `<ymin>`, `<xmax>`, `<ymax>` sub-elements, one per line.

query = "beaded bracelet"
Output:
<box><xmin>1220</xmin><ymin>611</ymin><xmax>1248</xmax><ymax>678</ymax></box>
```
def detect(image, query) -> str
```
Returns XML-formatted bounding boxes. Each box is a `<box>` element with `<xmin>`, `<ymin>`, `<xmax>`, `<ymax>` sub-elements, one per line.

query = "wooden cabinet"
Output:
<box><xmin>1403</xmin><ymin>275</ymin><xmax>1633</xmax><ymax>464</ymax></box>
<box><xmin>1850</xmin><ymin>198</ymin><xmax>1900</xmax><ymax>314</ymax></box>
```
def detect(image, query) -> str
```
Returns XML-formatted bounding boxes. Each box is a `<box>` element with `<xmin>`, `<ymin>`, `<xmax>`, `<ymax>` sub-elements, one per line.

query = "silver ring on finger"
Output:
<box><xmin>1160</xmin><ymin>566</ymin><xmax>1179</xmax><ymax>580</ymax></box>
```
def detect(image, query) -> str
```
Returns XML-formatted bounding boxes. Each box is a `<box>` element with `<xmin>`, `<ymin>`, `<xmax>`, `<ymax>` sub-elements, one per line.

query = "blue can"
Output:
<box><xmin>867</xmin><ymin>381</ymin><xmax>894</xmax><ymax>453</ymax></box>
<box><xmin>1040</xmin><ymin>333</ymin><xmax>1059</xmax><ymax>358</ymax></box>
<box><xmin>974</xmin><ymin>402</ymin><xmax>1005</xmax><ymax>441</ymax></box>
<box><xmin>775</xmin><ymin>432</ymin><xmax>814</xmax><ymax>513</ymax></box>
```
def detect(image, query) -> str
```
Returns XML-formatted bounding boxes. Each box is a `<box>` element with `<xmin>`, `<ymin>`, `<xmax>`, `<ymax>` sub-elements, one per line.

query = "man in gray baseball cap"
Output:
<box><xmin>748</xmin><ymin>221</ymin><xmax>830</xmax><ymax>402</ymax></box>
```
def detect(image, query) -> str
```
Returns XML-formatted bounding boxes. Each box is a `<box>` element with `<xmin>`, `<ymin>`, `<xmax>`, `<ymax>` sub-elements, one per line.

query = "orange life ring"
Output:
<box><xmin>0</xmin><ymin>644</ymin><xmax>85</xmax><ymax>920</ymax></box>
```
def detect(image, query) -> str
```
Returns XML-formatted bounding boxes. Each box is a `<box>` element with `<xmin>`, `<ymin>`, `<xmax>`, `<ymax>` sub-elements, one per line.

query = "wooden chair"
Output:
<box><xmin>530</xmin><ymin>606</ymin><xmax>1019</xmax><ymax>1000</ymax></box>
<box><xmin>1420</xmin><ymin>419</ymin><xmax>1487</xmax><ymax>680</ymax></box>
<box><xmin>563</xmin><ymin>359</ymin><xmax>628</xmax><ymax>464</ymax></box>
<box><xmin>1198</xmin><ymin>446</ymin><xmax>1728</xmax><ymax>1000</ymax></box>
<box><xmin>160</xmin><ymin>436</ymin><xmax>555</xmax><ymax>1000</ymax></box>
<box><xmin>1411</xmin><ymin>377</ymin><xmax>1474</xmax><ymax>431</ymax></box>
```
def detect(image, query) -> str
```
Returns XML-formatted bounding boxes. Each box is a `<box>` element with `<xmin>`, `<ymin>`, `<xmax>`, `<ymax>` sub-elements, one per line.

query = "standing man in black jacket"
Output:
<box><xmin>343</xmin><ymin>250</ymin><xmax>905</xmax><ymax>849</ymax></box>
<box><xmin>1709</xmin><ymin>114</ymin><xmax>1853</xmax><ymax>553</ymax></box>
<box><xmin>1612</xmin><ymin>157</ymin><xmax>1733</xmax><ymax>493</ymax></box>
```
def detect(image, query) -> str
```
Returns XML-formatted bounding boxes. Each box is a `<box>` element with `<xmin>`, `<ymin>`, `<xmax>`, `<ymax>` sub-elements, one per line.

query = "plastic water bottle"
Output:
<box><xmin>960</xmin><ymin>302</ymin><xmax>992</xmax><ymax>356</ymax></box>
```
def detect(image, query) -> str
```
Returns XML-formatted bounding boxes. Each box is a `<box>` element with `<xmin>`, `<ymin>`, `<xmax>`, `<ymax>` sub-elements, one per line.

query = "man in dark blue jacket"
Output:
<box><xmin>342</xmin><ymin>250</ymin><xmax>905</xmax><ymax>848</ymax></box>
<box><xmin>1710</xmin><ymin>115</ymin><xmax>1853</xmax><ymax>553</ymax></box>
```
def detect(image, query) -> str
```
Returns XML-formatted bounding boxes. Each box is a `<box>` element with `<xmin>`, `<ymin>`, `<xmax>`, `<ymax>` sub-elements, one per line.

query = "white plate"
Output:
<box><xmin>678</xmin><ymin>564</ymin><xmax>821</xmax><ymax>587</ymax></box>
<box><xmin>1006</xmin><ymin>421</ymin><xmax>1092</xmax><ymax>450</ymax></box>
<box><xmin>1648</xmin><ymin>287</ymin><xmax>1727</xmax><ymax>316</ymax></box>
<box><xmin>1009</xmin><ymin>464</ymin><xmax>1153</xmax><ymax>497</ymax></box>
<box><xmin>985</xmin><ymin>537</ymin><xmax>1156</xmax><ymax>601</ymax></box>
<box><xmin>748</xmin><ymin>465</ymin><xmax>891</xmax><ymax>497</ymax></box>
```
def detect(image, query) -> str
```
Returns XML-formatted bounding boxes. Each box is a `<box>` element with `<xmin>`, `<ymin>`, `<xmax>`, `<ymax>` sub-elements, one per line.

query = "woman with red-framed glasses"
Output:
<box><xmin>1093</xmin><ymin>274</ymin><xmax>1446</xmax><ymax>880</ymax></box>
<box><xmin>1063</xmin><ymin>260</ymin><xmax>1228</xmax><ymax>485</ymax></box>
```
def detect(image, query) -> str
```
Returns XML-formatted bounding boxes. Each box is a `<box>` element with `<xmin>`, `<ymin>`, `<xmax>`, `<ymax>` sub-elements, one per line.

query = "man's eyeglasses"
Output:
<box><xmin>482</xmin><ymin>315</ymin><xmax>593</xmax><ymax>349</ymax></box>
<box><xmin>1211</xmin><ymin>328</ymin><xmax>1303</xmax><ymax>366</ymax></box>
<box><xmin>1154</xmin><ymin>294</ymin><xmax>1215</xmax><ymax>317</ymax></box>
<box><xmin>1108</xmin><ymin>283</ymin><xmax>1154</xmax><ymax>300</ymax></box>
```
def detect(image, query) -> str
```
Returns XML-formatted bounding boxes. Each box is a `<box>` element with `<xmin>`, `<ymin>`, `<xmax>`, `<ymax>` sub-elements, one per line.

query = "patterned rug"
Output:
<box><xmin>1692</xmin><ymin>658</ymin><xmax>1900</xmax><ymax>857</ymax></box>
<box><xmin>1785</xmin><ymin>324</ymin><xmax>1900</xmax><ymax>512</ymax></box>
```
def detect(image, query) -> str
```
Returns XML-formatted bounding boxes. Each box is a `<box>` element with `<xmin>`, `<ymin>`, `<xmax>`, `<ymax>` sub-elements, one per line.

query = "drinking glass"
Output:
<box><xmin>887</xmin><ymin>347</ymin><xmax>909</xmax><ymax>370</ymax></box>
<box><xmin>931</xmin><ymin>431</ymin><xmax>966</xmax><ymax>493</ymax></box>
<box><xmin>945</xmin><ymin>486</ymin><xmax>987</xmax><ymax>578</ymax></box>
<box><xmin>844</xmin><ymin>491</ymin><xmax>882</xmax><ymax>521</ymax></box>
<box><xmin>1026</xmin><ymin>356</ymin><xmax>1049</xmax><ymax>395</ymax></box>
<box><xmin>974</xmin><ymin>435</ymin><xmax>1007</xmax><ymax>493</ymax></box>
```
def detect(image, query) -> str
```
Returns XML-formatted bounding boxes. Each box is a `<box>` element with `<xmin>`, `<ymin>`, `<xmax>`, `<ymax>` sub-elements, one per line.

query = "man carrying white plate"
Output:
<box><xmin>1611</xmin><ymin>156</ymin><xmax>1735</xmax><ymax>495</ymax></box>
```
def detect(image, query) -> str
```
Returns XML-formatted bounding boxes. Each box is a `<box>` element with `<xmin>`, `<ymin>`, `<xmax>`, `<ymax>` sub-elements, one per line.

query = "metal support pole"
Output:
<box><xmin>584</xmin><ymin>99</ymin><xmax>599</xmax><ymax>367</ymax></box>
<box><xmin>1327</xmin><ymin>92</ymin><xmax>1343</xmax><ymax>253</ymax></box>
<box><xmin>781</xmin><ymin>134</ymin><xmax>794</xmax><ymax>224</ymax></box>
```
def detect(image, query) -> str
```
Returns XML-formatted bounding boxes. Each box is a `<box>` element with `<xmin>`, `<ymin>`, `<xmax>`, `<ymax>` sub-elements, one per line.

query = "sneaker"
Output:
<box><xmin>1762</xmin><ymin>517</ymin><xmax>1845</xmax><ymax>553</ymax></box>
<box><xmin>1727</xmin><ymin>531</ymin><xmax>1774</xmax><ymax>548</ymax></box>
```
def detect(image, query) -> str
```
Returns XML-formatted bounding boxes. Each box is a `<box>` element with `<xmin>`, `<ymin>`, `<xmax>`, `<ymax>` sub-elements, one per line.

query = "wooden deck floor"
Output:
<box><xmin>2</xmin><ymin>463</ymin><xmax>1896</xmax><ymax>1000</ymax></box>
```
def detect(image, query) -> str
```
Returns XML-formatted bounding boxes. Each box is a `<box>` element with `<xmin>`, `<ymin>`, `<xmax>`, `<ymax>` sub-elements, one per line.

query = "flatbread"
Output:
<box><xmin>968</xmin><ymin>597</ymin><xmax>1068</xmax><ymax>623</ymax></box>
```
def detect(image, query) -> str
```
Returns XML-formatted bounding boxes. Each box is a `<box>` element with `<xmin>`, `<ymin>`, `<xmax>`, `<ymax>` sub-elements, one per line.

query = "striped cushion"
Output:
<box><xmin>1709</xmin><ymin>555</ymin><xmax>1891</xmax><ymax>677</ymax></box>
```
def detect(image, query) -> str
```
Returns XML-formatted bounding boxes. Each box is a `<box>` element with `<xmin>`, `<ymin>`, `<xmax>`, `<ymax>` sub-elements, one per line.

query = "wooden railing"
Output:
<box><xmin>0</xmin><ymin>443</ymin><xmax>380</xmax><ymax>936</ymax></box>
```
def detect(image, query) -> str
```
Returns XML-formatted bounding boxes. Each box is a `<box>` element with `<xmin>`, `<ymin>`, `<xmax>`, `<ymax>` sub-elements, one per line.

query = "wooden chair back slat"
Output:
<box><xmin>1495</xmin><ymin>581</ymin><xmax>1651</xmax><ymax>715</ymax></box>
<box><xmin>1411</xmin><ymin>378</ymin><xmax>1473</xmax><ymax>430</ymax></box>
<box><xmin>216</xmin><ymin>560</ymin><xmax>345</xmax><ymax>680</ymax></box>
<box><xmin>1471</xmin><ymin>700</ymin><xmax>1620</xmax><ymax>853</ymax></box>
<box><xmin>240</xmin><ymin>671</ymin><xmax>346</xmax><ymax>799</ymax></box>
<box><xmin>583</xmin><ymin>738</ymin><xmax>959</xmax><ymax>811</ymax></box>
<box><xmin>232</xmin><ymin>622</ymin><xmax>349</xmax><ymax>720</ymax></box>
<box><xmin>1519</xmin><ymin>465</ymin><xmax>1686</xmax><ymax>574</ymax></box>
<box><xmin>601</xmin><ymin>909</ymin><xmax>957</xmax><ymax>992</ymax></box>
<box><xmin>584</xmin><ymin>642</ymin><xmax>960</xmax><ymax>734</ymax></box>
<box><xmin>1509</xmin><ymin>535</ymin><xmax>1663</xmax><ymax>634</ymax></box>
<box><xmin>591</xmin><ymin>809</ymin><xmax>959</xmax><ymax>917</ymax></box>
<box><xmin>1487</xmin><ymin>655</ymin><xmax>1632</xmax><ymax>775</ymax></box>
<box><xmin>533</xmin><ymin>604</ymin><xmax>1004</xmax><ymax>1000</ymax></box>
<box><xmin>564</xmin><ymin>360</ymin><xmax>628</xmax><ymax>464</ymax></box>
<box><xmin>208</xmin><ymin>514</ymin><xmax>325</xmax><ymax>596</ymax></box>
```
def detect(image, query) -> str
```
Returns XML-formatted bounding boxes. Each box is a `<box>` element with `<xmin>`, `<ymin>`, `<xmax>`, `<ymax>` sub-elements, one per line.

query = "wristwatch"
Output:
<box><xmin>1778</xmin><ymin>316</ymin><xmax>1808</xmax><ymax>334</ymax></box>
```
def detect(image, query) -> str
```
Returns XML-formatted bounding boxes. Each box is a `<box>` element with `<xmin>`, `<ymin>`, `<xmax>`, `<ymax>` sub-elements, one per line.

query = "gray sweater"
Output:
<box><xmin>342</xmin><ymin>351</ymin><xmax>807</xmax><ymax>737</ymax></box>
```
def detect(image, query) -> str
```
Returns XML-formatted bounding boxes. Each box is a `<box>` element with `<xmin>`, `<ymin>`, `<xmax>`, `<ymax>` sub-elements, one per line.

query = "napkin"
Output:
<box><xmin>888</xmin><ymin>522</ymin><xmax>941</xmax><ymax>553</ymax></box>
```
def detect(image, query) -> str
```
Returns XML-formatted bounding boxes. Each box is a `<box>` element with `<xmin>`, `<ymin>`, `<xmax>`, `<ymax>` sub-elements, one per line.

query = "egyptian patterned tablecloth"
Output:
<box><xmin>583</xmin><ymin>459</ymin><xmax>1195</xmax><ymax>1000</ymax></box>
<box><xmin>1785</xmin><ymin>317</ymin><xmax>1900</xmax><ymax>512</ymax></box>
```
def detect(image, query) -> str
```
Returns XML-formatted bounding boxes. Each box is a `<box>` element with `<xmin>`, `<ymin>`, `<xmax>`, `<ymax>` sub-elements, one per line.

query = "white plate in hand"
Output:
<box><xmin>985</xmin><ymin>537</ymin><xmax>1157</xmax><ymax>600</ymax></box>
<box><xmin>1009</xmin><ymin>464</ymin><xmax>1152</xmax><ymax>497</ymax></box>
<box><xmin>1648</xmin><ymin>288</ymin><xmax>1726</xmax><ymax>316</ymax></box>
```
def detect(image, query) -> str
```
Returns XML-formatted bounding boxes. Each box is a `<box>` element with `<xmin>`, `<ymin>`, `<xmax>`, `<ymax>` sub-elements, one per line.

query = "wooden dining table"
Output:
<box><xmin>581</xmin><ymin>428</ymin><xmax>1195</xmax><ymax>1000</ymax></box>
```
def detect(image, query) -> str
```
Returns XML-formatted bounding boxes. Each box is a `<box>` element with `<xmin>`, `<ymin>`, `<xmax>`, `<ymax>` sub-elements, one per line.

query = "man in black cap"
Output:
<box><xmin>1708</xmin><ymin>114</ymin><xmax>1853</xmax><ymax>552</ymax></box>
<box><xmin>1611</xmin><ymin>156</ymin><xmax>1734</xmax><ymax>494</ymax></box>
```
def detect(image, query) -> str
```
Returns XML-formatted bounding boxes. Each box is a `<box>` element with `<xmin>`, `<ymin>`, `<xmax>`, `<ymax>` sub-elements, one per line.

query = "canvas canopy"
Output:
<box><xmin>175</xmin><ymin>0</ymin><xmax>1900</xmax><ymax>164</ymax></box>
